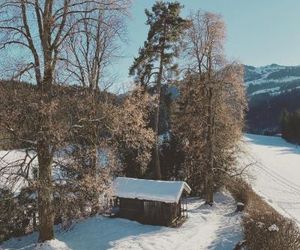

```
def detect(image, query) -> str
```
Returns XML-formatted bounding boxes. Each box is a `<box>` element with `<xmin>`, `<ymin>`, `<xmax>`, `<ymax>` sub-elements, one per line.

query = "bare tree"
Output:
<box><xmin>174</xmin><ymin>10</ymin><xmax>246</xmax><ymax>204</ymax></box>
<box><xmin>61</xmin><ymin>1</ymin><xmax>129</xmax><ymax>90</ymax></box>
<box><xmin>184</xmin><ymin>11</ymin><xmax>225</xmax><ymax>77</ymax></box>
<box><xmin>0</xmin><ymin>0</ymin><xmax>131</xmax><ymax>242</ymax></box>
<box><xmin>58</xmin><ymin>1</ymin><xmax>130</xmax><ymax>213</ymax></box>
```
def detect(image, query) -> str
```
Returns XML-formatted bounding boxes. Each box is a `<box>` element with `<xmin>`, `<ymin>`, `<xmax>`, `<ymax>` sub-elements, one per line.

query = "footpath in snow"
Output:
<box><xmin>242</xmin><ymin>133</ymin><xmax>300</xmax><ymax>226</ymax></box>
<box><xmin>1</xmin><ymin>192</ymin><xmax>242</xmax><ymax>250</ymax></box>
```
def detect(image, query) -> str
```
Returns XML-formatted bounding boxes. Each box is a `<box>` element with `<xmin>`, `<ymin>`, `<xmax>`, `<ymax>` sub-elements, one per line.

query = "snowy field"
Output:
<box><xmin>1</xmin><ymin>192</ymin><xmax>242</xmax><ymax>250</ymax></box>
<box><xmin>243</xmin><ymin>134</ymin><xmax>300</xmax><ymax>226</ymax></box>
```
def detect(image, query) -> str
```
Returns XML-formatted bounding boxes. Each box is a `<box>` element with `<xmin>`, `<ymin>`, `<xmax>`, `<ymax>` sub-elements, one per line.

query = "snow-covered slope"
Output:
<box><xmin>244</xmin><ymin>64</ymin><xmax>300</xmax><ymax>97</ymax></box>
<box><xmin>1</xmin><ymin>192</ymin><xmax>242</xmax><ymax>250</ymax></box>
<box><xmin>242</xmin><ymin>134</ymin><xmax>300</xmax><ymax>225</ymax></box>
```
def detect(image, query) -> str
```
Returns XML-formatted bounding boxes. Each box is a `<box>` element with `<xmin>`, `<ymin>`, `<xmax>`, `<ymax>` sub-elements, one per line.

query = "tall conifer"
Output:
<box><xmin>129</xmin><ymin>1</ymin><xmax>189</xmax><ymax>179</ymax></box>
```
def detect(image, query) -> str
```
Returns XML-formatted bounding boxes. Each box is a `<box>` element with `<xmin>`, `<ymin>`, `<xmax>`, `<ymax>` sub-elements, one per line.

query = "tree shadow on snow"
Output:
<box><xmin>58</xmin><ymin>216</ymin><xmax>162</xmax><ymax>250</ymax></box>
<box><xmin>1</xmin><ymin>216</ymin><xmax>162</xmax><ymax>250</ymax></box>
<box><xmin>190</xmin><ymin>192</ymin><xmax>243</xmax><ymax>250</ymax></box>
<box><xmin>245</xmin><ymin>133</ymin><xmax>300</xmax><ymax>155</ymax></box>
<box><xmin>207</xmin><ymin>221</ymin><xmax>242</xmax><ymax>250</ymax></box>
<box><xmin>206</xmin><ymin>196</ymin><xmax>242</xmax><ymax>250</ymax></box>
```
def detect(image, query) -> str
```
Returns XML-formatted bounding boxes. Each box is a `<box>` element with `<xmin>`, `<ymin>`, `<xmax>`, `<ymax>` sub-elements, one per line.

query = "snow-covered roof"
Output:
<box><xmin>112</xmin><ymin>177</ymin><xmax>191</xmax><ymax>203</ymax></box>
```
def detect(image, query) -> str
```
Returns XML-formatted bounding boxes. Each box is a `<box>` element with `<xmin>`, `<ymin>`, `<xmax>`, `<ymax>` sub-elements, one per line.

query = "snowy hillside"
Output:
<box><xmin>1</xmin><ymin>192</ymin><xmax>242</xmax><ymax>250</ymax></box>
<box><xmin>244</xmin><ymin>64</ymin><xmax>300</xmax><ymax>97</ymax></box>
<box><xmin>242</xmin><ymin>134</ymin><xmax>300</xmax><ymax>225</ymax></box>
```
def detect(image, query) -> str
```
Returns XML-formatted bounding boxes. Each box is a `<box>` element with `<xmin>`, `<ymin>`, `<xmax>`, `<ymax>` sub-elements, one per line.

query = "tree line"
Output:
<box><xmin>281</xmin><ymin>109</ymin><xmax>300</xmax><ymax>144</ymax></box>
<box><xmin>247</xmin><ymin>89</ymin><xmax>300</xmax><ymax>135</ymax></box>
<box><xmin>0</xmin><ymin>0</ymin><xmax>246</xmax><ymax>244</ymax></box>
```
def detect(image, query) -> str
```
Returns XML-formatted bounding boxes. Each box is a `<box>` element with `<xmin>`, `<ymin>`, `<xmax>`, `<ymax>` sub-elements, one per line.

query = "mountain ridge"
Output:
<box><xmin>244</xmin><ymin>64</ymin><xmax>300</xmax><ymax>97</ymax></box>
<box><xmin>244</xmin><ymin>64</ymin><xmax>300</xmax><ymax>134</ymax></box>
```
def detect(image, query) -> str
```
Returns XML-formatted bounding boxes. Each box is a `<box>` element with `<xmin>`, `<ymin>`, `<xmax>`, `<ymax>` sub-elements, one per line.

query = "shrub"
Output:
<box><xmin>226</xmin><ymin>177</ymin><xmax>251</xmax><ymax>206</ymax></box>
<box><xmin>244</xmin><ymin>209</ymin><xmax>300</xmax><ymax>250</ymax></box>
<box><xmin>228</xmin><ymin>178</ymin><xmax>300</xmax><ymax>250</ymax></box>
<box><xmin>0</xmin><ymin>187</ymin><xmax>37</xmax><ymax>242</ymax></box>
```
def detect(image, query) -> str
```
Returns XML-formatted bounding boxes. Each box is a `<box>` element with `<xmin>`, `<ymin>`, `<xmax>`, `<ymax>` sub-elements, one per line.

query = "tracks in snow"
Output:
<box><xmin>244</xmin><ymin>145</ymin><xmax>300</xmax><ymax>226</ymax></box>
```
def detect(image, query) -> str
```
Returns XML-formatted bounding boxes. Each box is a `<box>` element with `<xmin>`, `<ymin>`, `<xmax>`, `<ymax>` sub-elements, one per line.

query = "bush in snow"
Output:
<box><xmin>0</xmin><ymin>187</ymin><xmax>37</xmax><ymax>242</ymax></box>
<box><xmin>243</xmin><ymin>209</ymin><xmax>300</xmax><ymax>250</ymax></box>
<box><xmin>226</xmin><ymin>178</ymin><xmax>251</xmax><ymax>206</ymax></box>
<box><xmin>229</xmin><ymin>178</ymin><xmax>300</xmax><ymax>250</ymax></box>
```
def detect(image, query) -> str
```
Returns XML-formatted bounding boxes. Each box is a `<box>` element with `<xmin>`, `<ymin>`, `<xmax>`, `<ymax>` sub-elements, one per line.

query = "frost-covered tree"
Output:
<box><xmin>0</xmin><ymin>0</ymin><xmax>131</xmax><ymax>242</ymax></box>
<box><xmin>114</xmin><ymin>88</ymin><xmax>155</xmax><ymax>178</ymax></box>
<box><xmin>173</xmin><ymin>11</ymin><xmax>246</xmax><ymax>204</ymax></box>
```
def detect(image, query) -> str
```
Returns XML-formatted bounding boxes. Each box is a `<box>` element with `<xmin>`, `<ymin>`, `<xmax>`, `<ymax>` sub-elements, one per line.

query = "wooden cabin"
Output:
<box><xmin>112</xmin><ymin>177</ymin><xmax>191</xmax><ymax>227</ymax></box>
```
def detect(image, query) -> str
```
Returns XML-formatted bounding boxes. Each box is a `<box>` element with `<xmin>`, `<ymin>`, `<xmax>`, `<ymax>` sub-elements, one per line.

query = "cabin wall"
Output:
<box><xmin>143</xmin><ymin>201</ymin><xmax>180</xmax><ymax>226</ymax></box>
<box><xmin>118</xmin><ymin>198</ymin><xmax>144</xmax><ymax>221</ymax></box>
<box><xmin>118</xmin><ymin>198</ymin><xmax>182</xmax><ymax>226</ymax></box>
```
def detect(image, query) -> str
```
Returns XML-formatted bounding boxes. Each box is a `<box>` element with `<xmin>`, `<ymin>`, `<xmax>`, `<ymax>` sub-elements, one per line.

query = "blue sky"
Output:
<box><xmin>114</xmin><ymin>0</ymin><xmax>300</xmax><ymax>85</ymax></box>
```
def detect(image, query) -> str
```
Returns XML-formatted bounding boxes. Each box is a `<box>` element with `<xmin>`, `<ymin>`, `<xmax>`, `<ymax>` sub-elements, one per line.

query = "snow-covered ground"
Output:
<box><xmin>242</xmin><ymin>134</ymin><xmax>300</xmax><ymax>226</ymax></box>
<box><xmin>1</xmin><ymin>192</ymin><xmax>242</xmax><ymax>250</ymax></box>
<box><xmin>4</xmin><ymin>133</ymin><xmax>300</xmax><ymax>249</ymax></box>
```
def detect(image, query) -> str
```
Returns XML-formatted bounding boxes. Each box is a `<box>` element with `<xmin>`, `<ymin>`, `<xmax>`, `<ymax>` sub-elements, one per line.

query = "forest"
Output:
<box><xmin>246</xmin><ymin>89</ymin><xmax>300</xmax><ymax>135</ymax></box>
<box><xmin>0</xmin><ymin>0</ymin><xmax>246</xmax><ymax>245</ymax></box>
<box><xmin>281</xmin><ymin>109</ymin><xmax>300</xmax><ymax>144</ymax></box>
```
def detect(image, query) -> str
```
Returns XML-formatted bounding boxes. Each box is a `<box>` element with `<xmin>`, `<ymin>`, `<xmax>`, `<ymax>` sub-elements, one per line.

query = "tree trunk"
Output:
<box><xmin>154</xmin><ymin>97</ymin><xmax>161</xmax><ymax>180</ymax></box>
<box><xmin>37</xmin><ymin>139</ymin><xmax>54</xmax><ymax>242</ymax></box>
<box><xmin>153</xmin><ymin>49</ymin><xmax>164</xmax><ymax>180</ymax></box>
<box><xmin>37</xmin><ymin>69</ymin><xmax>54</xmax><ymax>242</ymax></box>
<box><xmin>91</xmin><ymin>144</ymin><xmax>99</xmax><ymax>215</ymax></box>
<box><xmin>204</xmin><ymin>172</ymin><xmax>214</xmax><ymax>205</ymax></box>
<box><xmin>205</xmin><ymin>86</ymin><xmax>214</xmax><ymax>205</ymax></box>
<box><xmin>91</xmin><ymin>90</ymin><xmax>100</xmax><ymax>213</ymax></box>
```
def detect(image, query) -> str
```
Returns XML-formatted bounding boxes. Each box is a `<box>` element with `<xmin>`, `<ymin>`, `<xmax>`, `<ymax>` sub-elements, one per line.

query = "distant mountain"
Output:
<box><xmin>244</xmin><ymin>64</ymin><xmax>300</xmax><ymax>134</ymax></box>
<box><xmin>244</xmin><ymin>64</ymin><xmax>300</xmax><ymax>98</ymax></box>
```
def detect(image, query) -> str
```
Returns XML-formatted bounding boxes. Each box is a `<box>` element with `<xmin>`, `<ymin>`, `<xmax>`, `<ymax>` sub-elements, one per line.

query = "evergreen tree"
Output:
<box><xmin>281</xmin><ymin>109</ymin><xmax>300</xmax><ymax>144</ymax></box>
<box><xmin>280</xmin><ymin>109</ymin><xmax>290</xmax><ymax>140</ymax></box>
<box><xmin>129</xmin><ymin>1</ymin><xmax>190</xmax><ymax>179</ymax></box>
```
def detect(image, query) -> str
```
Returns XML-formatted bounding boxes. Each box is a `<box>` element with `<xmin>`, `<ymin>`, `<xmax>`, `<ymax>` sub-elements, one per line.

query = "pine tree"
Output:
<box><xmin>129</xmin><ymin>1</ymin><xmax>189</xmax><ymax>179</ymax></box>
<box><xmin>280</xmin><ymin>109</ymin><xmax>290</xmax><ymax>140</ymax></box>
<box><xmin>281</xmin><ymin>109</ymin><xmax>300</xmax><ymax>144</ymax></box>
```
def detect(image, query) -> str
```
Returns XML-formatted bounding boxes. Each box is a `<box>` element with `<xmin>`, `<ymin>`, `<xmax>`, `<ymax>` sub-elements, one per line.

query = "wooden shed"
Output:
<box><xmin>112</xmin><ymin>177</ymin><xmax>191</xmax><ymax>227</ymax></box>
